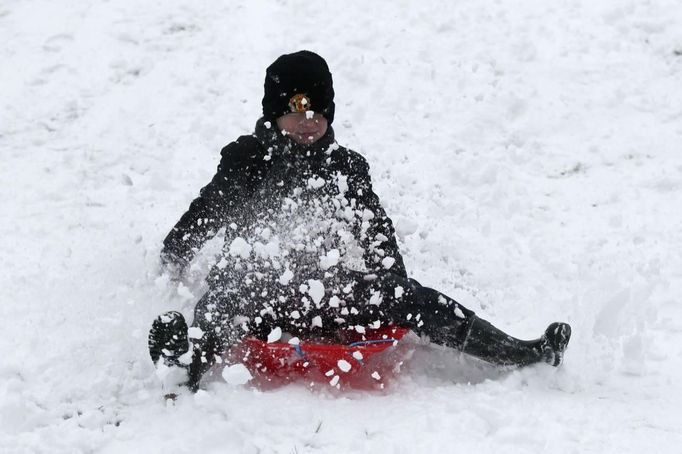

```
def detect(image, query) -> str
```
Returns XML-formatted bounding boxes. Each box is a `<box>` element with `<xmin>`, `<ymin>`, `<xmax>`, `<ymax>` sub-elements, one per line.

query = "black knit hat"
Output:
<box><xmin>262</xmin><ymin>50</ymin><xmax>335</xmax><ymax>124</ymax></box>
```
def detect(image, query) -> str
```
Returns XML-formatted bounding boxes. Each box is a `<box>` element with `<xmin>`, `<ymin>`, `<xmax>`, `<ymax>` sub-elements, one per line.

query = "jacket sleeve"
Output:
<box><xmin>161</xmin><ymin>141</ymin><xmax>251</xmax><ymax>272</ymax></box>
<box><xmin>348</xmin><ymin>155</ymin><xmax>408</xmax><ymax>278</ymax></box>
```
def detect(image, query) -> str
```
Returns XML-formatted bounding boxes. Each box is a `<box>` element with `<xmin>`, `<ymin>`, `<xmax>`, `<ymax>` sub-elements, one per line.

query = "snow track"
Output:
<box><xmin>2</xmin><ymin>0</ymin><xmax>682</xmax><ymax>452</ymax></box>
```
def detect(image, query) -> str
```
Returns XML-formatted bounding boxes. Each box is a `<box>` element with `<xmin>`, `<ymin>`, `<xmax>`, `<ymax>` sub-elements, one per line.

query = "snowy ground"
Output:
<box><xmin>2</xmin><ymin>0</ymin><xmax>682</xmax><ymax>452</ymax></box>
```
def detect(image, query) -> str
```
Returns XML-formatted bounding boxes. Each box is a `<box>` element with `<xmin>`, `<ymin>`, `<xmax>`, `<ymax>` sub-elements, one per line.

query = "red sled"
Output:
<box><xmin>228</xmin><ymin>326</ymin><xmax>412</xmax><ymax>390</ymax></box>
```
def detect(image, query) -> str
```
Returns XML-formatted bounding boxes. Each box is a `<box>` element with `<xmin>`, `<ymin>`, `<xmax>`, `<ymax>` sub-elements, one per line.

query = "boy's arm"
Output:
<box><xmin>349</xmin><ymin>156</ymin><xmax>408</xmax><ymax>278</ymax></box>
<box><xmin>161</xmin><ymin>141</ymin><xmax>250</xmax><ymax>275</ymax></box>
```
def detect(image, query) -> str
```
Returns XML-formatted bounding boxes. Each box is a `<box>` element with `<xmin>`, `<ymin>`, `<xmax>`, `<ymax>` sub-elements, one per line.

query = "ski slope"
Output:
<box><xmin>2</xmin><ymin>0</ymin><xmax>682</xmax><ymax>452</ymax></box>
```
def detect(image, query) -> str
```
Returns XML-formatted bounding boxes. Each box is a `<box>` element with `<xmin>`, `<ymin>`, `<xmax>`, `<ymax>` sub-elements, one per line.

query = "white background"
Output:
<box><xmin>2</xmin><ymin>0</ymin><xmax>682</xmax><ymax>452</ymax></box>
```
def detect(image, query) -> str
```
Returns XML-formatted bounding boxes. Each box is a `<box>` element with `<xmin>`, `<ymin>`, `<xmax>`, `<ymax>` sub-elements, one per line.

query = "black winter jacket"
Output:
<box><xmin>162</xmin><ymin>118</ymin><xmax>407</xmax><ymax>287</ymax></box>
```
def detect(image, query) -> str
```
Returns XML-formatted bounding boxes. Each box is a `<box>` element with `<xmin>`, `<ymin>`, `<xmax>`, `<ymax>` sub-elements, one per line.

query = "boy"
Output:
<box><xmin>149</xmin><ymin>51</ymin><xmax>571</xmax><ymax>391</ymax></box>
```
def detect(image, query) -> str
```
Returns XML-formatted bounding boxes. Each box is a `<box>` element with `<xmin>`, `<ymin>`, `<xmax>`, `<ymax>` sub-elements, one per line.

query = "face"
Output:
<box><xmin>276</xmin><ymin>112</ymin><xmax>328</xmax><ymax>145</ymax></box>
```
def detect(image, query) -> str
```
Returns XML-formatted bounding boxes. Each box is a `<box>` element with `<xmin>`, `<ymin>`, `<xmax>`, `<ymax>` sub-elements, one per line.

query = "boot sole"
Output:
<box><xmin>544</xmin><ymin>322</ymin><xmax>571</xmax><ymax>366</ymax></box>
<box><xmin>148</xmin><ymin>311</ymin><xmax>189</xmax><ymax>365</ymax></box>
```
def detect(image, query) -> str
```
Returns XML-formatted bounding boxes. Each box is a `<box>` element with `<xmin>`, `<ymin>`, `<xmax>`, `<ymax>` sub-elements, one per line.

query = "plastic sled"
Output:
<box><xmin>227</xmin><ymin>326</ymin><xmax>412</xmax><ymax>390</ymax></box>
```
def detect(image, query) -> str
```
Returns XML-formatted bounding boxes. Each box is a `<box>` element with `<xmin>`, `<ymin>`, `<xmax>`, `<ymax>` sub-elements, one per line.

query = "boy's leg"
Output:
<box><xmin>341</xmin><ymin>271</ymin><xmax>570</xmax><ymax>367</ymax></box>
<box><xmin>148</xmin><ymin>286</ymin><xmax>241</xmax><ymax>392</ymax></box>
<box><xmin>185</xmin><ymin>286</ymin><xmax>245</xmax><ymax>391</ymax></box>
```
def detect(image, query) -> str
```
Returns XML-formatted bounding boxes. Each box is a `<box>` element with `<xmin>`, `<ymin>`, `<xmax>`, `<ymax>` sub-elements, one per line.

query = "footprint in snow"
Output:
<box><xmin>43</xmin><ymin>34</ymin><xmax>74</xmax><ymax>52</ymax></box>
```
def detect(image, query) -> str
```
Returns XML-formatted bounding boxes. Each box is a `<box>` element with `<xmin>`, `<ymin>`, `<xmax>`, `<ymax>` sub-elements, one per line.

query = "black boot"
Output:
<box><xmin>148</xmin><ymin>311</ymin><xmax>190</xmax><ymax>366</ymax></box>
<box><xmin>459</xmin><ymin>316</ymin><xmax>571</xmax><ymax>367</ymax></box>
<box><xmin>541</xmin><ymin>322</ymin><xmax>572</xmax><ymax>366</ymax></box>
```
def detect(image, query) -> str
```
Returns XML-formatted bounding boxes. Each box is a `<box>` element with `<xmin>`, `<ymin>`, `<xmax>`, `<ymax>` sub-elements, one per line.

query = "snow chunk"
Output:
<box><xmin>288</xmin><ymin>337</ymin><xmax>300</xmax><ymax>345</ymax></box>
<box><xmin>371</xmin><ymin>371</ymin><xmax>381</xmax><ymax>380</ymax></box>
<box><xmin>381</xmin><ymin>257</ymin><xmax>396</xmax><ymax>269</ymax></box>
<box><xmin>307</xmin><ymin>280</ymin><xmax>325</xmax><ymax>305</ymax></box>
<box><xmin>396</xmin><ymin>218</ymin><xmax>418</xmax><ymax>236</ymax></box>
<box><xmin>337</xmin><ymin>175</ymin><xmax>348</xmax><ymax>194</ymax></box>
<box><xmin>305</xmin><ymin>110</ymin><xmax>314</xmax><ymax>119</ymax></box>
<box><xmin>329</xmin><ymin>296</ymin><xmax>341</xmax><ymax>308</ymax></box>
<box><xmin>369</xmin><ymin>290</ymin><xmax>382</xmax><ymax>306</ymax></box>
<box><xmin>267</xmin><ymin>327</ymin><xmax>282</xmax><ymax>343</ymax></box>
<box><xmin>325</xmin><ymin>142</ymin><xmax>340</xmax><ymax>155</ymax></box>
<box><xmin>187</xmin><ymin>327</ymin><xmax>204</xmax><ymax>339</ymax></box>
<box><xmin>178</xmin><ymin>350</ymin><xmax>193</xmax><ymax>366</ymax></box>
<box><xmin>329</xmin><ymin>375</ymin><xmax>340</xmax><ymax>387</ymax></box>
<box><xmin>325</xmin><ymin>369</ymin><xmax>335</xmax><ymax>377</ymax></box>
<box><xmin>454</xmin><ymin>306</ymin><xmax>465</xmax><ymax>318</ymax></box>
<box><xmin>337</xmin><ymin>359</ymin><xmax>352</xmax><ymax>372</ymax></box>
<box><xmin>254</xmin><ymin>239</ymin><xmax>280</xmax><ymax>259</ymax></box>
<box><xmin>311</xmin><ymin>316</ymin><xmax>323</xmax><ymax>328</ymax></box>
<box><xmin>228</xmin><ymin>237</ymin><xmax>252</xmax><ymax>259</ymax></box>
<box><xmin>320</xmin><ymin>249</ymin><xmax>340</xmax><ymax>270</ymax></box>
<box><xmin>260</xmin><ymin>228</ymin><xmax>272</xmax><ymax>240</ymax></box>
<box><xmin>222</xmin><ymin>363</ymin><xmax>252</xmax><ymax>385</ymax></box>
<box><xmin>361</xmin><ymin>209</ymin><xmax>375</xmax><ymax>221</ymax></box>
<box><xmin>278</xmin><ymin>269</ymin><xmax>294</xmax><ymax>285</ymax></box>
<box><xmin>352</xmin><ymin>351</ymin><xmax>363</xmax><ymax>360</ymax></box>
<box><xmin>394</xmin><ymin>286</ymin><xmax>404</xmax><ymax>298</ymax></box>
<box><xmin>290</xmin><ymin>310</ymin><xmax>301</xmax><ymax>320</ymax></box>
<box><xmin>307</xmin><ymin>177</ymin><xmax>326</xmax><ymax>189</ymax></box>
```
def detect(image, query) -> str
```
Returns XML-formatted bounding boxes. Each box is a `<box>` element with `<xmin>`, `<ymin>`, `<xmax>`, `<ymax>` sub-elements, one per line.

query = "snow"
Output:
<box><xmin>221</xmin><ymin>364</ymin><xmax>252</xmax><ymax>386</ymax></box>
<box><xmin>328</xmin><ymin>295</ymin><xmax>341</xmax><ymax>308</ymax></box>
<box><xmin>307</xmin><ymin>176</ymin><xmax>326</xmax><ymax>189</ymax></box>
<box><xmin>278</xmin><ymin>268</ymin><xmax>294</xmax><ymax>285</ymax></box>
<box><xmin>2</xmin><ymin>0</ymin><xmax>682</xmax><ymax>453</ymax></box>
<box><xmin>267</xmin><ymin>327</ymin><xmax>282</xmax><ymax>343</ymax></box>
<box><xmin>369</xmin><ymin>290</ymin><xmax>383</xmax><ymax>306</ymax></box>
<box><xmin>337</xmin><ymin>359</ymin><xmax>352</xmax><ymax>373</ymax></box>
<box><xmin>228</xmin><ymin>236</ymin><xmax>252</xmax><ymax>259</ymax></box>
<box><xmin>253</xmin><ymin>238</ymin><xmax>280</xmax><ymax>259</ymax></box>
<box><xmin>187</xmin><ymin>327</ymin><xmax>204</xmax><ymax>339</ymax></box>
<box><xmin>381</xmin><ymin>256</ymin><xmax>396</xmax><ymax>269</ymax></box>
<box><xmin>319</xmin><ymin>248</ymin><xmax>341</xmax><ymax>270</ymax></box>
<box><xmin>306</xmin><ymin>279</ymin><xmax>325</xmax><ymax>305</ymax></box>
